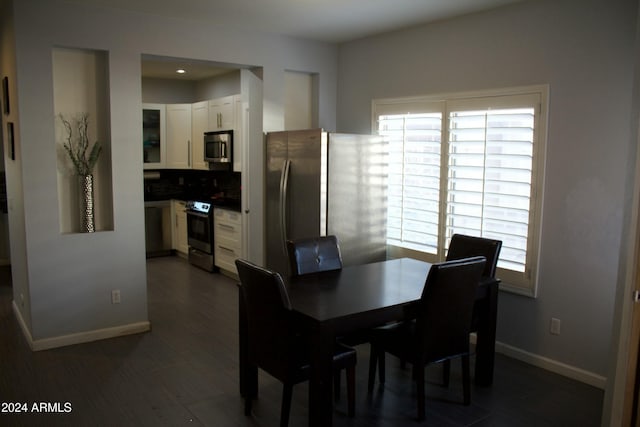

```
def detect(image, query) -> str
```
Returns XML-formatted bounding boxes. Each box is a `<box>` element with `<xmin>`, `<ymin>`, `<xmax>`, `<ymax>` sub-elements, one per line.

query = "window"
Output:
<box><xmin>373</xmin><ymin>86</ymin><xmax>548</xmax><ymax>296</ymax></box>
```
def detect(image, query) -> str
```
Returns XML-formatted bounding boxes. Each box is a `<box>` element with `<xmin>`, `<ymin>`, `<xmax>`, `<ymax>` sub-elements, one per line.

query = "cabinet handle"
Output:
<box><xmin>219</xmin><ymin>223</ymin><xmax>235</xmax><ymax>231</ymax></box>
<box><xmin>187</xmin><ymin>140</ymin><xmax>191</xmax><ymax>167</ymax></box>
<box><xmin>219</xmin><ymin>246</ymin><xmax>235</xmax><ymax>253</ymax></box>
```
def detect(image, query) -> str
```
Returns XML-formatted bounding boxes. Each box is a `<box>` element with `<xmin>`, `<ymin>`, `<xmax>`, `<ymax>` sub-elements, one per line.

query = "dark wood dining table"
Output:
<box><xmin>238</xmin><ymin>257</ymin><xmax>499</xmax><ymax>427</ymax></box>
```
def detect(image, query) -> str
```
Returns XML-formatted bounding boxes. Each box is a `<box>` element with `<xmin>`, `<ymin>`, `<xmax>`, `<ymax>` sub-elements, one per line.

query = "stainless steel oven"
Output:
<box><xmin>186</xmin><ymin>201</ymin><xmax>215</xmax><ymax>272</ymax></box>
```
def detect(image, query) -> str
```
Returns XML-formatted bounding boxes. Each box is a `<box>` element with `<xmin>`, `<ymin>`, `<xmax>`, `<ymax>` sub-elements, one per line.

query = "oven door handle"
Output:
<box><xmin>186</xmin><ymin>211</ymin><xmax>209</xmax><ymax>219</ymax></box>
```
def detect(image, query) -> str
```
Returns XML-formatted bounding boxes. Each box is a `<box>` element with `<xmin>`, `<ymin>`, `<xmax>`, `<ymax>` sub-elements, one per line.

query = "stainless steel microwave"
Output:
<box><xmin>204</xmin><ymin>130</ymin><xmax>233</xmax><ymax>168</ymax></box>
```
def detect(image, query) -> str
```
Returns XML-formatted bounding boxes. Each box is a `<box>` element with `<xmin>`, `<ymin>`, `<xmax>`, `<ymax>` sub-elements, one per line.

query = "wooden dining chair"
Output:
<box><xmin>235</xmin><ymin>259</ymin><xmax>357</xmax><ymax>426</ymax></box>
<box><xmin>285</xmin><ymin>235</ymin><xmax>360</xmax><ymax>405</ymax></box>
<box><xmin>367</xmin><ymin>256</ymin><xmax>486</xmax><ymax>421</ymax></box>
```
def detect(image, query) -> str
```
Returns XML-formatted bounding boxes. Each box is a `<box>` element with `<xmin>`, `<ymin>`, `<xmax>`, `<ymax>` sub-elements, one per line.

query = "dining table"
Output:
<box><xmin>238</xmin><ymin>257</ymin><xmax>499</xmax><ymax>427</ymax></box>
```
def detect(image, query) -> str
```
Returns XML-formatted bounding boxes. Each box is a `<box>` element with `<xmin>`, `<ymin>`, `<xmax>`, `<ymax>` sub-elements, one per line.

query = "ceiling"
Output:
<box><xmin>66</xmin><ymin>0</ymin><xmax>523</xmax><ymax>43</ymax></box>
<box><xmin>65</xmin><ymin>0</ymin><xmax>525</xmax><ymax>80</ymax></box>
<box><xmin>141</xmin><ymin>55</ymin><xmax>240</xmax><ymax>81</ymax></box>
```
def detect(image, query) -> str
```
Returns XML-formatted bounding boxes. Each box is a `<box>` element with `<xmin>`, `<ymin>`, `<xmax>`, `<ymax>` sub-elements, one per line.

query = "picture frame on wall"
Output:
<box><xmin>2</xmin><ymin>77</ymin><xmax>9</xmax><ymax>115</ymax></box>
<box><xmin>7</xmin><ymin>122</ymin><xmax>14</xmax><ymax>160</ymax></box>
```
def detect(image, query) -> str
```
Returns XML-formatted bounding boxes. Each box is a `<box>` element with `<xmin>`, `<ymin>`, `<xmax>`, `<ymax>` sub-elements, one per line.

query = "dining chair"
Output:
<box><xmin>401</xmin><ymin>234</ymin><xmax>503</xmax><ymax>374</ymax></box>
<box><xmin>285</xmin><ymin>235</ymin><xmax>362</xmax><ymax>402</ymax></box>
<box><xmin>443</xmin><ymin>233</ymin><xmax>502</xmax><ymax>384</ymax></box>
<box><xmin>367</xmin><ymin>256</ymin><xmax>486</xmax><ymax>421</ymax></box>
<box><xmin>446</xmin><ymin>234</ymin><xmax>502</xmax><ymax>279</ymax></box>
<box><xmin>286</xmin><ymin>235</ymin><xmax>343</xmax><ymax>277</ymax></box>
<box><xmin>235</xmin><ymin>259</ymin><xmax>357</xmax><ymax>426</ymax></box>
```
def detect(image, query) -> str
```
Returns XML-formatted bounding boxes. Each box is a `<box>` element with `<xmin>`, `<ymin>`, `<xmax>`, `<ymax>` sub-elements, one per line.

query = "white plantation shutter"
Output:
<box><xmin>374</xmin><ymin>87</ymin><xmax>547</xmax><ymax>296</ymax></box>
<box><xmin>447</xmin><ymin>107</ymin><xmax>535</xmax><ymax>273</ymax></box>
<box><xmin>378</xmin><ymin>111</ymin><xmax>442</xmax><ymax>254</ymax></box>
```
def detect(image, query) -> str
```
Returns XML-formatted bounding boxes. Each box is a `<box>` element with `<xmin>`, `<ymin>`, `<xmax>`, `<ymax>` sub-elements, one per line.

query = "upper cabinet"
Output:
<box><xmin>143</xmin><ymin>103</ymin><xmax>166</xmax><ymax>169</ymax></box>
<box><xmin>208</xmin><ymin>95</ymin><xmax>235</xmax><ymax>131</ymax></box>
<box><xmin>233</xmin><ymin>96</ymin><xmax>244</xmax><ymax>173</ymax></box>
<box><xmin>191</xmin><ymin>101</ymin><xmax>209</xmax><ymax>171</ymax></box>
<box><xmin>143</xmin><ymin>95</ymin><xmax>242</xmax><ymax>172</ymax></box>
<box><xmin>165</xmin><ymin>104</ymin><xmax>192</xmax><ymax>169</ymax></box>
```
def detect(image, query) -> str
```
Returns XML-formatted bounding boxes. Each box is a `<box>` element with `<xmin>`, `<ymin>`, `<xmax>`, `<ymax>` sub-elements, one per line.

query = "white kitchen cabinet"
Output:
<box><xmin>191</xmin><ymin>100</ymin><xmax>209</xmax><ymax>170</ymax></box>
<box><xmin>214</xmin><ymin>208</ymin><xmax>242</xmax><ymax>275</ymax></box>
<box><xmin>144</xmin><ymin>96</ymin><xmax>242</xmax><ymax>171</ymax></box>
<box><xmin>165</xmin><ymin>104</ymin><xmax>192</xmax><ymax>169</ymax></box>
<box><xmin>172</xmin><ymin>200</ymin><xmax>188</xmax><ymax>255</ymax></box>
<box><xmin>208</xmin><ymin>95</ymin><xmax>235</xmax><ymax>131</ymax></box>
<box><xmin>233</xmin><ymin>96</ymin><xmax>244</xmax><ymax>172</ymax></box>
<box><xmin>142</xmin><ymin>103</ymin><xmax>166</xmax><ymax>169</ymax></box>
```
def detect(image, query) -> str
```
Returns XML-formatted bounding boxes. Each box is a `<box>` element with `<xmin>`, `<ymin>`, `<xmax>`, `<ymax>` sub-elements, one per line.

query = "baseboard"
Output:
<box><xmin>468</xmin><ymin>333</ymin><xmax>606</xmax><ymax>389</ymax></box>
<box><xmin>12</xmin><ymin>301</ymin><xmax>150</xmax><ymax>351</ymax></box>
<box><xmin>494</xmin><ymin>340</ymin><xmax>607</xmax><ymax>389</ymax></box>
<box><xmin>12</xmin><ymin>300</ymin><xmax>34</xmax><ymax>349</ymax></box>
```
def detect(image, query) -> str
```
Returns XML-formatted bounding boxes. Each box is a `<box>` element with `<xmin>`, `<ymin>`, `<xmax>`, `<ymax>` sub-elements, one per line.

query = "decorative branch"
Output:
<box><xmin>60</xmin><ymin>113</ymin><xmax>102</xmax><ymax>176</ymax></box>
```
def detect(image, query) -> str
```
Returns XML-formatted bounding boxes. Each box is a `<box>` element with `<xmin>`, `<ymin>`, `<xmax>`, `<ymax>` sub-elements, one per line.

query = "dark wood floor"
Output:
<box><xmin>0</xmin><ymin>257</ymin><xmax>603</xmax><ymax>426</ymax></box>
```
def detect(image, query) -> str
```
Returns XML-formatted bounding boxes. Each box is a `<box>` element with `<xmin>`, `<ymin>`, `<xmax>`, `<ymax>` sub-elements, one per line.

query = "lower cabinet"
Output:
<box><xmin>172</xmin><ymin>200</ymin><xmax>188</xmax><ymax>255</ymax></box>
<box><xmin>213</xmin><ymin>208</ymin><xmax>242</xmax><ymax>274</ymax></box>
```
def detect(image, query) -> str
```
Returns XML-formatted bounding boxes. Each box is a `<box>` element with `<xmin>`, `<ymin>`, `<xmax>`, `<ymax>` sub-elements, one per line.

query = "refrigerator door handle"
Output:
<box><xmin>280</xmin><ymin>160</ymin><xmax>291</xmax><ymax>255</ymax></box>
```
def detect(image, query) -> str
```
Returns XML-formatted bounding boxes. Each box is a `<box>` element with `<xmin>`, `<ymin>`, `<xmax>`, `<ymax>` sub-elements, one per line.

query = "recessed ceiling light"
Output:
<box><xmin>176</xmin><ymin>69</ymin><xmax>186</xmax><ymax>74</ymax></box>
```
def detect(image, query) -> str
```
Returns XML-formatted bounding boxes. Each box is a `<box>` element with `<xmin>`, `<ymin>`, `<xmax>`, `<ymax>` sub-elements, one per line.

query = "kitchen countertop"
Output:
<box><xmin>210</xmin><ymin>197</ymin><xmax>241</xmax><ymax>212</ymax></box>
<box><xmin>144</xmin><ymin>196</ymin><xmax>241</xmax><ymax>212</ymax></box>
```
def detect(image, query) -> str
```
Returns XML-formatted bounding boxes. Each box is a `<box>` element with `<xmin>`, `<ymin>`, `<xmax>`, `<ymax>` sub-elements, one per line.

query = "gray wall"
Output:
<box><xmin>336</xmin><ymin>0</ymin><xmax>637</xmax><ymax>381</ymax></box>
<box><xmin>142</xmin><ymin>71</ymin><xmax>242</xmax><ymax>104</ymax></box>
<box><xmin>4</xmin><ymin>0</ymin><xmax>338</xmax><ymax>344</ymax></box>
<box><xmin>6</xmin><ymin>0</ymin><xmax>635</xmax><ymax>394</ymax></box>
<box><xmin>141</xmin><ymin>77</ymin><xmax>197</xmax><ymax>104</ymax></box>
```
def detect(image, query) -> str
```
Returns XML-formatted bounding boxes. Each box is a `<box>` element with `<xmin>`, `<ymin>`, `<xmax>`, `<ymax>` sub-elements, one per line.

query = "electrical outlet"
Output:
<box><xmin>111</xmin><ymin>289</ymin><xmax>121</xmax><ymax>304</ymax></box>
<box><xmin>550</xmin><ymin>318</ymin><xmax>561</xmax><ymax>335</ymax></box>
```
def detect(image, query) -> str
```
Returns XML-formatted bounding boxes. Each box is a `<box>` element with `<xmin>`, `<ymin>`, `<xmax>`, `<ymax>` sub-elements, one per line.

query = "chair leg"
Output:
<box><xmin>244</xmin><ymin>396</ymin><xmax>252</xmax><ymax>416</ymax></box>
<box><xmin>346</xmin><ymin>365</ymin><xmax>356</xmax><ymax>417</ymax></box>
<box><xmin>416</xmin><ymin>364</ymin><xmax>426</xmax><ymax>422</ymax></box>
<box><xmin>368</xmin><ymin>345</ymin><xmax>378</xmax><ymax>393</ymax></box>
<box><xmin>442</xmin><ymin>359</ymin><xmax>451</xmax><ymax>387</ymax></box>
<box><xmin>378</xmin><ymin>351</ymin><xmax>386</xmax><ymax>384</ymax></box>
<box><xmin>462</xmin><ymin>355</ymin><xmax>471</xmax><ymax>405</ymax></box>
<box><xmin>334</xmin><ymin>371</ymin><xmax>341</xmax><ymax>402</ymax></box>
<box><xmin>281</xmin><ymin>383</ymin><xmax>293</xmax><ymax>427</ymax></box>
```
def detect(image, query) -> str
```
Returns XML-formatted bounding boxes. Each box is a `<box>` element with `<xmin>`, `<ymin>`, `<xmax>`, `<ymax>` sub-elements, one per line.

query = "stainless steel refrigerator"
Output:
<box><xmin>266</xmin><ymin>129</ymin><xmax>388</xmax><ymax>277</ymax></box>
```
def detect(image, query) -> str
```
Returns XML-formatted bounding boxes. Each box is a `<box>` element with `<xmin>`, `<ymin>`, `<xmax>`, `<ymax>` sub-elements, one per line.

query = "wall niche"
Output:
<box><xmin>52</xmin><ymin>47</ymin><xmax>113</xmax><ymax>233</ymax></box>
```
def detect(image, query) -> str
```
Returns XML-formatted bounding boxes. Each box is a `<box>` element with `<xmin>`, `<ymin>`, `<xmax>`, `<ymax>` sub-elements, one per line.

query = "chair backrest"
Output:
<box><xmin>235</xmin><ymin>259</ymin><xmax>300</xmax><ymax>380</ymax></box>
<box><xmin>417</xmin><ymin>256</ymin><xmax>486</xmax><ymax>363</ymax></box>
<box><xmin>286</xmin><ymin>235</ymin><xmax>343</xmax><ymax>277</ymax></box>
<box><xmin>446</xmin><ymin>234</ymin><xmax>502</xmax><ymax>278</ymax></box>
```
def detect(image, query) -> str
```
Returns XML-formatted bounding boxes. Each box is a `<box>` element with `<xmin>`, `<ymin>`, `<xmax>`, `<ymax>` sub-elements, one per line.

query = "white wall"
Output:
<box><xmin>53</xmin><ymin>47</ymin><xmax>113</xmax><ymax>234</ymax></box>
<box><xmin>141</xmin><ymin>77</ymin><xmax>197</xmax><ymax>104</ymax></box>
<box><xmin>284</xmin><ymin>70</ymin><xmax>314</xmax><ymax>130</ymax></box>
<box><xmin>142</xmin><ymin>71</ymin><xmax>241</xmax><ymax>104</ymax></box>
<box><xmin>195</xmin><ymin>71</ymin><xmax>241</xmax><ymax>100</ymax></box>
<box><xmin>336</xmin><ymin>0</ymin><xmax>637</xmax><ymax>383</ymax></box>
<box><xmin>6</xmin><ymin>0</ymin><xmax>338</xmax><ymax>346</ymax></box>
<box><xmin>1</xmin><ymin>0</ymin><xmax>30</xmax><ymax>332</ymax></box>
